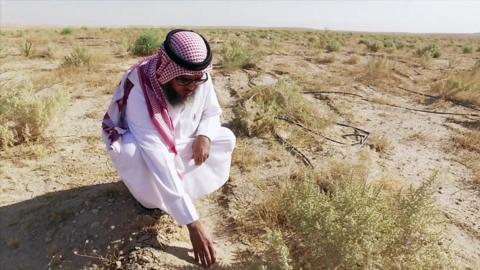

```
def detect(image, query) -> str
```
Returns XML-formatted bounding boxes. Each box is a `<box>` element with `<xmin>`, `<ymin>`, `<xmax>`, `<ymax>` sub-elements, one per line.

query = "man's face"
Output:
<box><xmin>170</xmin><ymin>74</ymin><xmax>205</xmax><ymax>99</ymax></box>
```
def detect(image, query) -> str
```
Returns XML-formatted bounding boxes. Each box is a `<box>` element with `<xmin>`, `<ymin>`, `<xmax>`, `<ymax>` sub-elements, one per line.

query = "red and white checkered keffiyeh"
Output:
<box><xmin>137</xmin><ymin>31</ymin><xmax>212</xmax><ymax>154</ymax></box>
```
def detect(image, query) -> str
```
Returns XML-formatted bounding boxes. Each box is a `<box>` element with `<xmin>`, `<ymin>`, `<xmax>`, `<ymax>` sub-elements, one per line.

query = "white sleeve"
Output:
<box><xmin>126</xmin><ymin>84</ymin><xmax>199</xmax><ymax>225</ymax></box>
<box><xmin>195</xmin><ymin>76</ymin><xmax>222</xmax><ymax>140</ymax></box>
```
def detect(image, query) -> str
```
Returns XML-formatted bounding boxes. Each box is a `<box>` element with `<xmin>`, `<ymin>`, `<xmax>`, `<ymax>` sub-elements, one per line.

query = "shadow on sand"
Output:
<box><xmin>0</xmin><ymin>181</ymin><xmax>198</xmax><ymax>269</ymax></box>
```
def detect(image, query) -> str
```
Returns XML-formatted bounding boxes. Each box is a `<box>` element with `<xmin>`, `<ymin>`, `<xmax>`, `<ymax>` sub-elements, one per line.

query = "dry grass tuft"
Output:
<box><xmin>61</xmin><ymin>47</ymin><xmax>91</xmax><ymax>68</ymax></box>
<box><xmin>368</xmin><ymin>133</ymin><xmax>393</xmax><ymax>156</ymax></box>
<box><xmin>0</xmin><ymin>79</ymin><xmax>69</xmax><ymax>148</ymax></box>
<box><xmin>431</xmin><ymin>60</ymin><xmax>480</xmax><ymax>106</ymax></box>
<box><xmin>360</xmin><ymin>57</ymin><xmax>396</xmax><ymax>86</ymax></box>
<box><xmin>453</xmin><ymin>130</ymin><xmax>480</xmax><ymax>153</ymax></box>
<box><xmin>231</xmin><ymin>80</ymin><xmax>330</xmax><ymax>137</ymax></box>
<box><xmin>232</xmin><ymin>138</ymin><xmax>262</xmax><ymax>172</ymax></box>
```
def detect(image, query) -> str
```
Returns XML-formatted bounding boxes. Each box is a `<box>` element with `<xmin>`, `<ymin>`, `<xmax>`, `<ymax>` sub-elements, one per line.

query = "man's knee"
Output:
<box><xmin>217</xmin><ymin>127</ymin><xmax>236</xmax><ymax>150</ymax></box>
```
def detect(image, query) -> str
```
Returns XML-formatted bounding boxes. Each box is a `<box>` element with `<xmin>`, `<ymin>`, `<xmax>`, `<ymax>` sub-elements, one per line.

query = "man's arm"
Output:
<box><xmin>193</xmin><ymin>76</ymin><xmax>222</xmax><ymax>165</ymax></box>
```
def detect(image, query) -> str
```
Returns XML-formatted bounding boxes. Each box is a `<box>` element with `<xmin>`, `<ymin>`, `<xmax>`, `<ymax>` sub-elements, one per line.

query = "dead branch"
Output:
<box><xmin>274</xmin><ymin>132</ymin><xmax>314</xmax><ymax>168</ymax></box>
<box><xmin>310</xmin><ymin>91</ymin><xmax>480</xmax><ymax>117</ymax></box>
<box><xmin>397</xmin><ymin>86</ymin><xmax>437</xmax><ymax>98</ymax></box>
<box><xmin>276</xmin><ymin>116</ymin><xmax>346</xmax><ymax>145</ymax></box>
<box><xmin>302</xmin><ymin>90</ymin><xmax>364</xmax><ymax>98</ymax></box>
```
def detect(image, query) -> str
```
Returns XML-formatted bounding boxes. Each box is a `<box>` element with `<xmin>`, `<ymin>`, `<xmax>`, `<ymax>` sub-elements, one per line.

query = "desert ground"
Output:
<box><xmin>0</xmin><ymin>27</ymin><xmax>479</xmax><ymax>269</ymax></box>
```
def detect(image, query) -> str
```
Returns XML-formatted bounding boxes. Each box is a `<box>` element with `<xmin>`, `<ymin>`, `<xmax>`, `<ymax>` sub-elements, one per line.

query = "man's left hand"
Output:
<box><xmin>192</xmin><ymin>135</ymin><xmax>210</xmax><ymax>165</ymax></box>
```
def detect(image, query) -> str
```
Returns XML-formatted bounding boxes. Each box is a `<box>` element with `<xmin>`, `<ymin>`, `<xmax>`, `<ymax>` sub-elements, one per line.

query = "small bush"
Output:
<box><xmin>21</xmin><ymin>39</ymin><xmax>33</xmax><ymax>57</ymax></box>
<box><xmin>129</xmin><ymin>31</ymin><xmax>161</xmax><ymax>56</ymax></box>
<box><xmin>232</xmin><ymin>80</ymin><xmax>330</xmax><ymax>137</ymax></box>
<box><xmin>364</xmin><ymin>57</ymin><xmax>393</xmax><ymax>80</ymax></box>
<box><xmin>325</xmin><ymin>39</ymin><xmax>341</xmax><ymax>52</ymax></box>
<box><xmin>220</xmin><ymin>39</ymin><xmax>259</xmax><ymax>70</ymax></box>
<box><xmin>416</xmin><ymin>44</ymin><xmax>441</xmax><ymax>58</ymax></box>
<box><xmin>462</xmin><ymin>45</ymin><xmax>473</xmax><ymax>54</ymax></box>
<box><xmin>247</xmin><ymin>170</ymin><xmax>450</xmax><ymax>269</ymax></box>
<box><xmin>62</xmin><ymin>47</ymin><xmax>91</xmax><ymax>68</ymax></box>
<box><xmin>60</xmin><ymin>27</ymin><xmax>73</xmax><ymax>35</ymax></box>
<box><xmin>0</xmin><ymin>80</ymin><xmax>69</xmax><ymax>147</ymax></box>
<box><xmin>431</xmin><ymin>60</ymin><xmax>480</xmax><ymax>106</ymax></box>
<box><xmin>359</xmin><ymin>38</ymin><xmax>383</xmax><ymax>52</ymax></box>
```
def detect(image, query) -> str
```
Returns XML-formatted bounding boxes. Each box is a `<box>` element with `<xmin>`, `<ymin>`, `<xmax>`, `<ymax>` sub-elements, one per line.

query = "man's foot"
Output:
<box><xmin>135</xmin><ymin>201</ymin><xmax>157</xmax><ymax>212</ymax></box>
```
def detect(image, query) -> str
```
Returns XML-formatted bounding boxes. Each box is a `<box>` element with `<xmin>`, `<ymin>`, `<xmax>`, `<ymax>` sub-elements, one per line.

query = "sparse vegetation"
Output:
<box><xmin>0</xmin><ymin>27</ymin><xmax>478</xmax><ymax>269</ymax></box>
<box><xmin>232</xmin><ymin>80</ymin><xmax>330</xmax><ymax>137</ymax></box>
<box><xmin>62</xmin><ymin>47</ymin><xmax>91</xmax><ymax>68</ymax></box>
<box><xmin>60</xmin><ymin>27</ymin><xmax>73</xmax><ymax>35</ymax></box>
<box><xmin>416</xmin><ymin>44</ymin><xmax>441</xmax><ymax>58</ymax></box>
<box><xmin>0</xmin><ymin>80</ymin><xmax>69</xmax><ymax>148</ymax></box>
<box><xmin>431</xmin><ymin>60</ymin><xmax>480</xmax><ymax>106</ymax></box>
<box><xmin>129</xmin><ymin>31</ymin><xmax>161</xmax><ymax>56</ymax></box>
<box><xmin>359</xmin><ymin>38</ymin><xmax>383</xmax><ymax>52</ymax></box>
<box><xmin>462</xmin><ymin>44</ymin><xmax>473</xmax><ymax>54</ymax></box>
<box><xmin>244</xmin><ymin>170</ymin><xmax>449</xmax><ymax>269</ymax></box>
<box><xmin>363</xmin><ymin>56</ymin><xmax>393</xmax><ymax>81</ymax></box>
<box><xmin>325</xmin><ymin>39</ymin><xmax>341</xmax><ymax>52</ymax></box>
<box><xmin>220</xmin><ymin>39</ymin><xmax>259</xmax><ymax>70</ymax></box>
<box><xmin>369</xmin><ymin>133</ymin><xmax>393</xmax><ymax>155</ymax></box>
<box><xmin>21</xmin><ymin>39</ymin><xmax>33</xmax><ymax>57</ymax></box>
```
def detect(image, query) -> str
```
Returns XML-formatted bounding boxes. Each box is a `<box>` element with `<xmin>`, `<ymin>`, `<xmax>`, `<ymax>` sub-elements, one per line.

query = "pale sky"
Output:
<box><xmin>1</xmin><ymin>0</ymin><xmax>479</xmax><ymax>33</ymax></box>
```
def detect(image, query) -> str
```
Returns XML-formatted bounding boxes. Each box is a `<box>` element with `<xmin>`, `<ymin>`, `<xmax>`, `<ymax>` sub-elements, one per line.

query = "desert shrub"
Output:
<box><xmin>359</xmin><ymin>38</ymin><xmax>383</xmax><ymax>52</ymax></box>
<box><xmin>232</xmin><ymin>80</ymin><xmax>329</xmax><ymax>137</ymax></box>
<box><xmin>462</xmin><ymin>44</ymin><xmax>473</xmax><ymax>54</ymax></box>
<box><xmin>60</xmin><ymin>27</ymin><xmax>73</xmax><ymax>35</ymax></box>
<box><xmin>416</xmin><ymin>44</ymin><xmax>441</xmax><ymax>58</ymax></box>
<box><xmin>431</xmin><ymin>60</ymin><xmax>480</xmax><ymax>106</ymax></box>
<box><xmin>129</xmin><ymin>31</ymin><xmax>161</xmax><ymax>56</ymax></box>
<box><xmin>364</xmin><ymin>56</ymin><xmax>392</xmax><ymax>80</ymax></box>
<box><xmin>0</xmin><ymin>80</ymin><xmax>69</xmax><ymax>148</ymax></box>
<box><xmin>247</xmin><ymin>170</ymin><xmax>450</xmax><ymax>269</ymax></box>
<box><xmin>62</xmin><ymin>47</ymin><xmax>91</xmax><ymax>67</ymax></box>
<box><xmin>220</xmin><ymin>39</ymin><xmax>259</xmax><ymax>70</ymax></box>
<box><xmin>383</xmin><ymin>38</ymin><xmax>395</xmax><ymax>48</ymax></box>
<box><xmin>21</xmin><ymin>39</ymin><xmax>33</xmax><ymax>57</ymax></box>
<box><xmin>325</xmin><ymin>39</ymin><xmax>341</xmax><ymax>52</ymax></box>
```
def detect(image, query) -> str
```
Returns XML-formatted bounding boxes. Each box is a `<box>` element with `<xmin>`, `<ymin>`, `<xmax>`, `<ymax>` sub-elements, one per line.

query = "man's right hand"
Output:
<box><xmin>187</xmin><ymin>220</ymin><xmax>216</xmax><ymax>268</ymax></box>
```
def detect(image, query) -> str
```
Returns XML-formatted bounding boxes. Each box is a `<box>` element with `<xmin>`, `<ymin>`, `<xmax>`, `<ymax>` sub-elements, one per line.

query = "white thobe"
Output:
<box><xmin>105</xmin><ymin>69</ymin><xmax>235</xmax><ymax>225</ymax></box>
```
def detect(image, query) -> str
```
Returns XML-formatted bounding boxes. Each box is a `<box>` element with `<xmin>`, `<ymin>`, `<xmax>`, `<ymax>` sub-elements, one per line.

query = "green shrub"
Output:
<box><xmin>129</xmin><ymin>31</ymin><xmax>161</xmax><ymax>56</ymax></box>
<box><xmin>62</xmin><ymin>47</ymin><xmax>91</xmax><ymax>68</ymax></box>
<box><xmin>60</xmin><ymin>27</ymin><xmax>73</xmax><ymax>35</ymax></box>
<box><xmin>248</xmin><ymin>171</ymin><xmax>450</xmax><ymax>269</ymax></box>
<box><xmin>325</xmin><ymin>39</ymin><xmax>341</xmax><ymax>52</ymax></box>
<box><xmin>416</xmin><ymin>44</ymin><xmax>441</xmax><ymax>58</ymax></box>
<box><xmin>0</xmin><ymin>80</ymin><xmax>69</xmax><ymax>147</ymax></box>
<box><xmin>220</xmin><ymin>39</ymin><xmax>259</xmax><ymax>70</ymax></box>
<box><xmin>359</xmin><ymin>38</ymin><xmax>383</xmax><ymax>52</ymax></box>
<box><xmin>462</xmin><ymin>45</ymin><xmax>473</xmax><ymax>54</ymax></box>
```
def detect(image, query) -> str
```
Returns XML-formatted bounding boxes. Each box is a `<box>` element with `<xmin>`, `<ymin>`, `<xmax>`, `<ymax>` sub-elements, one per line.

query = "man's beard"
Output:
<box><xmin>161</xmin><ymin>83</ymin><xmax>194</xmax><ymax>106</ymax></box>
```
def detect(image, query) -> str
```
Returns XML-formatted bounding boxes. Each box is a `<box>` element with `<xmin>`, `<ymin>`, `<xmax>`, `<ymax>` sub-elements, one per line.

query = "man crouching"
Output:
<box><xmin>102</xmin><ymin>29</ymin><xmax>235</xmax><ymax>268</ymax></box>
